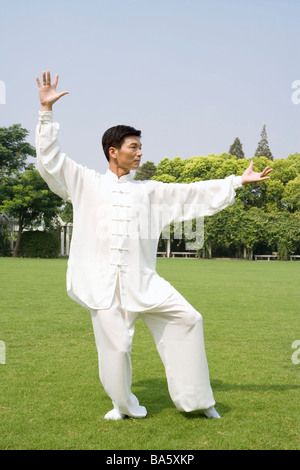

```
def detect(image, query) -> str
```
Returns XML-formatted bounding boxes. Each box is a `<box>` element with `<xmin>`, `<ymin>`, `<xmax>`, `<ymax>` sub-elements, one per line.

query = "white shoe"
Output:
<box><xmin>203</xmin><ymin>406</ymin><xmax>221</xmax><ymax>419</ymax></box>
<box><xmin>104</xmin><ymin>408</ymin><xmax>126</xmax><ymax>421</ymax></box>
<box><xmin>105</xmin><ymin>400</ymin><xmax>147</xmax><ymax>420</ymax></box>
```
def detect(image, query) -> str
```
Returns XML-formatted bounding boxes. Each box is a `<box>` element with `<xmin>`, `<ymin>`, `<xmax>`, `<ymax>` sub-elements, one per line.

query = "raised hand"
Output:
<box><xmin>36</xmin><ymin>70</ymin><xmax>69</xmax><ymax>111</ymax></box>
<box><xmin>241</xmin><ymin>160</ymin><xmax>272</xmax><ymax>185</ymax></box>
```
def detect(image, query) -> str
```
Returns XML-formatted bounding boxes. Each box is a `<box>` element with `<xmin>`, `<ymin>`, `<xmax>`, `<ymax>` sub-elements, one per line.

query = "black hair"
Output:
<box><xmin>102</xmin><ymin>125</ymin><xmax>142</xmax><ymax>162</ymax></box>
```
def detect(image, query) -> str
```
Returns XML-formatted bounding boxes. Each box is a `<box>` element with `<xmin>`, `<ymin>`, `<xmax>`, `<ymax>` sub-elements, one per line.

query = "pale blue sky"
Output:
<box><xmin>1</xmin><ymin>0</ymin><xmax>300</xmax><ymax>173</ymax></box>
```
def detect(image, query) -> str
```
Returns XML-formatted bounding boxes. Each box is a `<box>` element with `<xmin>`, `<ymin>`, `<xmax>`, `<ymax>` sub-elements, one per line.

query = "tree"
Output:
<box><xmin>271</xmin><ymin>158</ymin><xmax>298</xmax><ymax>184</ymax></box>
<box><xmin>60</xmin><ymin>201</ymin><xmax>73</xmax><ymax>223</ymax></box>
<box><xmin>265</xmin><ymin>179</ymin><xmax>285</xmax><ymax>212</ymax></box>
<box><xmin>254</xmin><ymin>124</ymin><xmax>273</xmax><ymax>160</ymax></box>
<box><xmin>164</xmin><ymin>155</ymin><xmax>217</xmax><ymax>183</ymax></box>
<box><xmin>0</xmin><ymin>124</ymin><xmax>36</xmax><ymax>176</ymax></box>
<box><xmin>266</xmin><ymin>211</ymin><xmax>300</xmax><ymax>259</ymax></box>
<box><xmin>0</xmin><ymin>167</ymin><xmax>62</xmax><ymax>257</ymax></box>
<box><xmin>134</xmin><ymin>161</ymin><xmax>157</xmax><ymax>180</ymax></box>
<box><xmin>282</xmin><ymin>175</ymin><xmax>300</xmax><ymax>212</ymax></box>
<box><xmin>154</xmin><ymin>157</ymin><xmax>186</xmax><ymax>181</ymax></box>
<box><xmin>203</xmin><ymin>204</ymin><xmax>266</xmax><ymax>259</ymax></box>
<box><xmin>229</xmin><ymin>137</ymin><xmax>245</xmax><ymax>159</ymax></box>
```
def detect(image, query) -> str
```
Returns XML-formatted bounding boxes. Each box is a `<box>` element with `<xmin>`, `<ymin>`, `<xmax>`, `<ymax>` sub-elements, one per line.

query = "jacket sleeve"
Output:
<box><xmin>150</xmin><ymin>175</ymin><xmax>243</xmax><ymax>224</ymax></box>
<box><xmin>35</xmin><ymin>111</ymin><xmax>85</xmax><ymax>202</ymax></box>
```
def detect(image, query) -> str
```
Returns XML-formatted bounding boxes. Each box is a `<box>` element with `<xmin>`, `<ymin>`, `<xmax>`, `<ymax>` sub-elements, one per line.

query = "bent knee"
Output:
<box><xmin>184</xmin><ymin>309</ymin><xmax>202</xmax><ymax>328</ymax></box>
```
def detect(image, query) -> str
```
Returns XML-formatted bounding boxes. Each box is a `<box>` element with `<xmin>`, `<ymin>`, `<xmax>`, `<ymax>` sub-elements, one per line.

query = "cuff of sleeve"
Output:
<box><xmin>38</xmin><ymin>111</ymin><xmax>53</xmax><ymax>123</ymax></box>
<box><xmin>233</xmin><ymin>175</ymin><xmax>243</xmax><ymax>189</ymax></box>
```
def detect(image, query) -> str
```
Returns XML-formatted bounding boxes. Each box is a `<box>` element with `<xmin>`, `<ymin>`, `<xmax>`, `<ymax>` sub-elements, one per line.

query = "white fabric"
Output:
<box><xmin>35</xmin><ymin>111</ymin><xmax>243</xmax><ymax>312</ymax></box>
<box><xmin>90</xmin><ymin>275</ymin><xmax>215</xmax><ymax>416</ymax></box>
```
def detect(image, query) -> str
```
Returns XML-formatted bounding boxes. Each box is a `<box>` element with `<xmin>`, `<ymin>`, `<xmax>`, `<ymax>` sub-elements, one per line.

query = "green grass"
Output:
<box><xmin>0</xmin><ymin>257</ymin><xmax>299</xmax><ymax>450</ymax></box>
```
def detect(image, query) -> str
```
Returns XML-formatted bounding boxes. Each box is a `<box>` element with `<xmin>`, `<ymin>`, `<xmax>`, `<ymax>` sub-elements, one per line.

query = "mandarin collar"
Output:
<box><xmin>105</xmin><ymin>169</ymin><xmax>133</xmax><ymax>183</ymax></box>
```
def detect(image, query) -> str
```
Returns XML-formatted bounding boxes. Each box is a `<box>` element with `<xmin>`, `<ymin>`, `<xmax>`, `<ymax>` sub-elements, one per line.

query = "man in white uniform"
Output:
<box><xmin>35</xmin><ymin>71</ymin><xmax>272</xmax><ymax>421</ymax></box>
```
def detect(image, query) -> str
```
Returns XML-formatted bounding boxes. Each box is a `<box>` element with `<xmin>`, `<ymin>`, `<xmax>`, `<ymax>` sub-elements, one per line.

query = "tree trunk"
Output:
<box><xmin>12</xmin><ymin>220</ymin><xmax>23</xmax><ymax>257</ymax></box>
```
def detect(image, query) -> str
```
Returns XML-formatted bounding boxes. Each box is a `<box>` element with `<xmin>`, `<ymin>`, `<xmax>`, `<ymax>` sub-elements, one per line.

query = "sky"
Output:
<box><xmin>1</xmin><ymin>0</ymin><xmax>300</xmax><ymax>174</ymax></box>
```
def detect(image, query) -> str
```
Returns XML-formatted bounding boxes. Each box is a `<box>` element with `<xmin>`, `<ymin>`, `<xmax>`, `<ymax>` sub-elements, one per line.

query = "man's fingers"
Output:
<box><xmin>46</xmin><ymin>70</ymin><xmax>51</xmax><ymax>86</ymax></box>
<box><xmin>39</xmin><ymin>71</ymin><xmax>63</xmax><ymax>89</ymax></box>
<box><xmin>53</xmin><ymin>73</ymin><xmax>59</xmax><ymax>88</ymax></box>
<box><xmin>36</xmin><ymin>76</ymin><xmax>42</xmax><ymax>88</ymax></box>
<box><xmin>261</xmin><ymin>166</ymin><xmax>272</xmax><ymax>177</ymax></box>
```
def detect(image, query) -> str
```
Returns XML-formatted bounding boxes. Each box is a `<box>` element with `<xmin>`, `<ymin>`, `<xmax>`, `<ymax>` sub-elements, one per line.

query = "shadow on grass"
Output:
<box><xmin>133</xmin><ymin>377</ymin><xmax>229</xmax><ymax>419</ymax></box>
<box><xmin>211</xmin><ymin>378</ymin><xmax>300</xmax><ymax>393</ymax></box>
<box><xmin>132</xmin><ymin>378</ymin><xmax>173</xmax><ymax>416</ymax></box>
<box><xmin>132</xmin><ymin>377</ymin><xmax>300</xmax><ymax>419</ymax></box>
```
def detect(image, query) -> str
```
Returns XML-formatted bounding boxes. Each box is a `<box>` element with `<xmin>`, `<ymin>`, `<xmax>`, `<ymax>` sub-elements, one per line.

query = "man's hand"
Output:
<box><xmin>241</xmin><ymin>160</ymin><xmax>272</xmax><ymax>185</ymax></box>
<box><xmin>36</xmin><ymin>70</ymin><xmax>69</xmax><ymax>111</ymax></box>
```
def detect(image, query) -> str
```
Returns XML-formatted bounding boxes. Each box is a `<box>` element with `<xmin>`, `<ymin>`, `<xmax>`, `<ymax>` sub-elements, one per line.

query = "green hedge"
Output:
<box><xmin>18</xmin><ymin>231</ymin><xmax>60</xmax><ymax>258</ymax></box>
<box><xmin>0</xmin><ymin>231</ymin><xmax>12</xmax><ymax>256</ymax></box>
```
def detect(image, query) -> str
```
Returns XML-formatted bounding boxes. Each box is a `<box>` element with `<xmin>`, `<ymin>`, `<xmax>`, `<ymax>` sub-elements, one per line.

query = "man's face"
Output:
<box><xmin>110</xmin><ymin>136</ymin><xmax>142</xmax><ymax>171</ymax></box>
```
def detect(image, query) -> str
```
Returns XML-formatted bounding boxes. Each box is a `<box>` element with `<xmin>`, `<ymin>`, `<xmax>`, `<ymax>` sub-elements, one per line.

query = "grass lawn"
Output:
<box><xmin>0</xmin><ymin>257</ymin><xmax>299</xmax><ymax>450</ymax></box>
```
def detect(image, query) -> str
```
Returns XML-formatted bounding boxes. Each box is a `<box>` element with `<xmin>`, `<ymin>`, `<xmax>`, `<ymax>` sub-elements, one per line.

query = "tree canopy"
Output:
<box><xmin>0</xmin><ymin>166</ymin><xmax>62</xmax><ymax>256</ymax></box>
<box><xmin>152</xmin><ymin>153</ymin><xmax>300</xmax><ymax>258</ymax></box>
<box><xmin>0</xmin><ymin>124</ymin><xmax>36</xmax><ymax>175</ymax></box>
<box><xmin>0</xmin><ymin>125</ymin><xmax>61</xmax><ymax>257</ymax></box>
<box><xmin>134</xmin><ymin>161</ymin><xmax>157</xmax><ymax>180</ymax></box>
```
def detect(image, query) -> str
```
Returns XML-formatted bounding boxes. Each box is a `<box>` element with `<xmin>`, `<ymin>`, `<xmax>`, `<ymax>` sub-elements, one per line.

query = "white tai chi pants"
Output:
<box><xmin>90</xmin><ymin>278</ymin><xmax>215</xmax><ymax>417</ymax></box>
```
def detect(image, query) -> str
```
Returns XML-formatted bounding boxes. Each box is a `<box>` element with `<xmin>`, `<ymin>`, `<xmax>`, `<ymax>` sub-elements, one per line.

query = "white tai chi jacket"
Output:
<box><xmin>36</xmin><ymin>111</ymin><xmax>242</xmax><ymax>312</ymax></box>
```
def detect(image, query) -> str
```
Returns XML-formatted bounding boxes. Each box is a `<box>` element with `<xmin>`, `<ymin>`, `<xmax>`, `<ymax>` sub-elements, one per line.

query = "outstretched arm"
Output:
<box><xmin>241</xmin><ymin>160</ymin><xmax>272</xmax><ymax>185</ymax></box>
<box><xmin>36</xmin><ymin>70</ymin><xmax>69</xmax><ymax>111</ymax></box>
